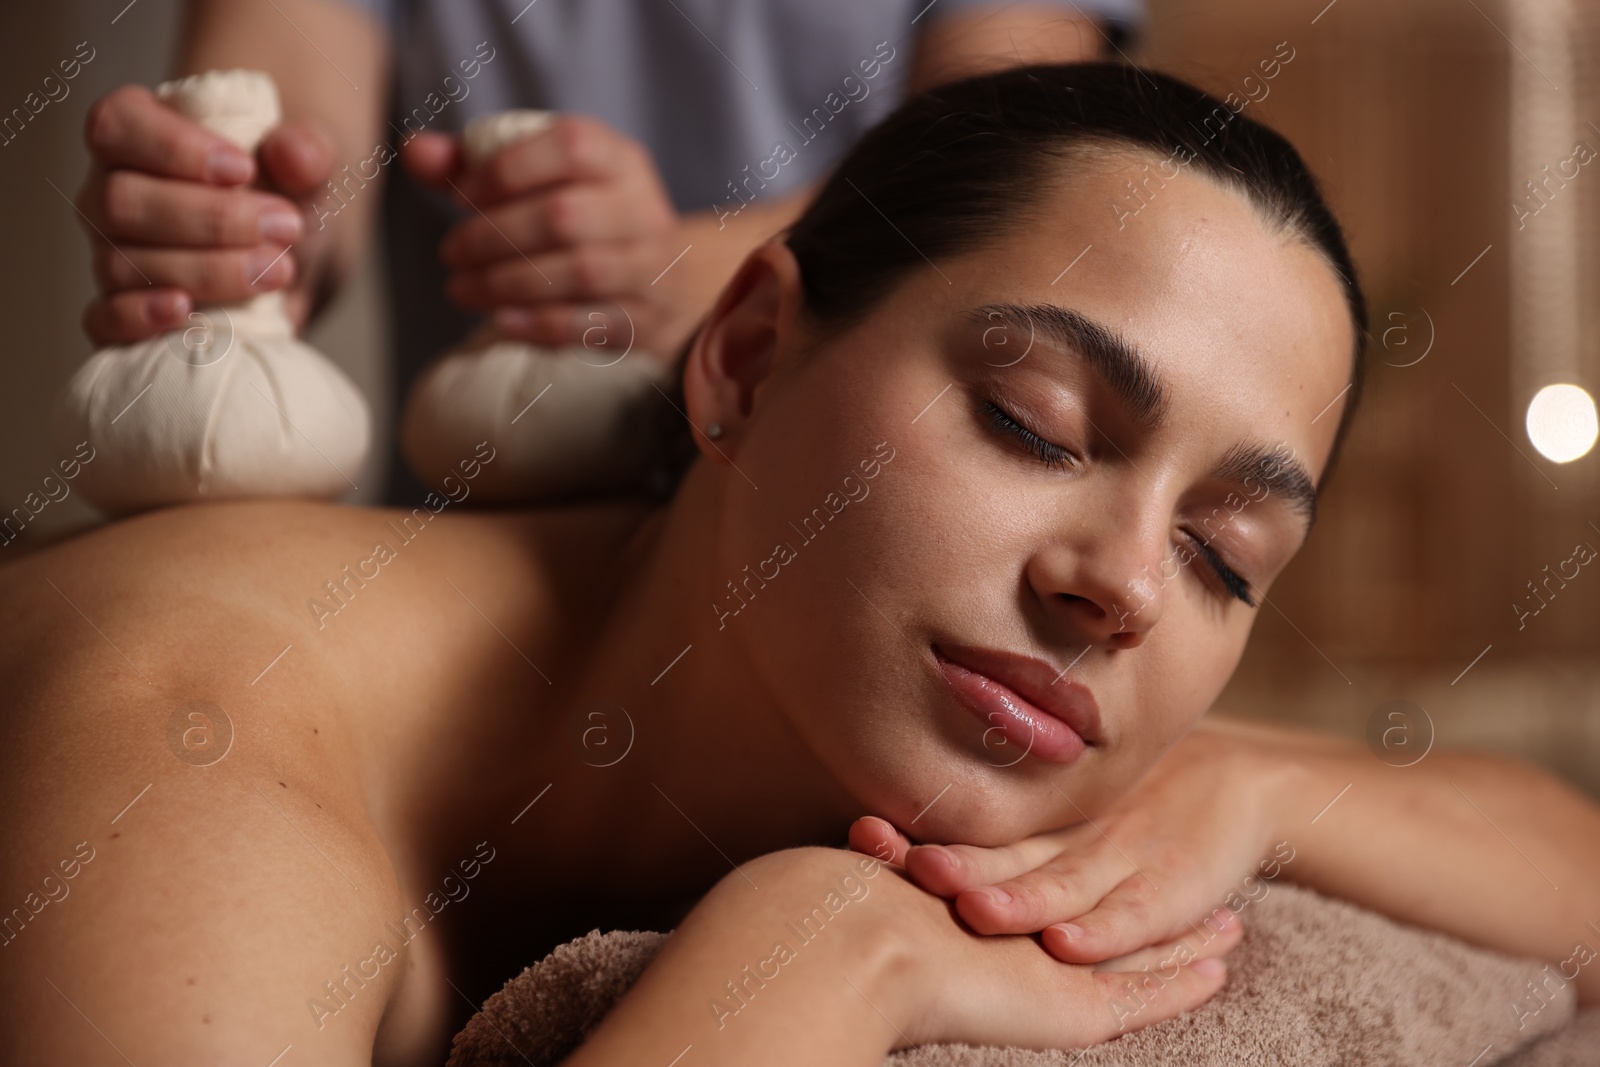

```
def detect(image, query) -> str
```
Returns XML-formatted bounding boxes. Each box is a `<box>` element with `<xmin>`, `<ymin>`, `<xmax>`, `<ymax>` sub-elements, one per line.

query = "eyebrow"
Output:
<box><xmin>1214</xmin><ymin>441</ymin><xmax>1319</xmax><ymax>528</ymax></box>
<box><xmin>968</xmin><ymin>302</ymin><xmax>1320</xmax><ymax>528</ymax></box>
<box><xmin>968</xmin><ymin>303</ymin><xmax>1169</xmax><ymax>429</ymax></box>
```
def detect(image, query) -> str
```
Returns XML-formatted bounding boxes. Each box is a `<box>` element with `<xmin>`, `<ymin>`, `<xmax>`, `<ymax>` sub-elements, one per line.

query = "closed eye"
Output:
<box><xmin>1186</xmin><ymin>534</ymin><xmax>1257</xmax><ymax>607</ymax></box>
<box><xmin>980</xmin><ymin>399</ymin><xmax>1078</xmax><ymax>472</ymax></box>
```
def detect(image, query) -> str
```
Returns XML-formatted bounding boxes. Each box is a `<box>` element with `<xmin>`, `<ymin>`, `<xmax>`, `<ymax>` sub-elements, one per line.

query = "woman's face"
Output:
<box><xmin>693</xmin><ymin>151</ymin><xmax>1355</xmax><ymax>846</ymax></box>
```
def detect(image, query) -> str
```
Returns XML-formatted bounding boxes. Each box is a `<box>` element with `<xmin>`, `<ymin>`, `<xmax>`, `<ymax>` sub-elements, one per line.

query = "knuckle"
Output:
<box><xmin>542</xmin><ymin>191</ymin><xmax>584</xmax><ymax>244</ymax></box>
<box><xmin>567</xmin><ymin>246</ymin><xmax>609</xmax><ymax>293</ymax></box>
<box><xmin>939</xmin><ymin>844</ymin><xmax>980</xmax><ymax>874</ymax></box>
<box><xmin>100</xmin><ymin>171</ymin><xmax>139</xmax><ymax>230</ymax></box>
<box><xmin>553</xmin><ymin>117</ymin><xmax>600</xmax><ymax>171</ymax></box>
<box><xmin>485</xmin><ymin>151</ymin><xmax>519</xmax><ymax>196</ymax></box>
<box><xmin>1107</xmin><ymin>891</ymin><xmax>1153</xmax><ymax>931</ymax></box>
<box><xmin>1005</xmin><ymin>878</ymin><xmax>1051</xmax><ymax>916</ymax></box>
<box><xmin>84</xmin><ymin>86</ymin><xmax>136</xmax><ymax>149</ymax></box>
<box><xmin>200</xmin><ymin>194</ymin><xmax>241</xmax><ymax>245</ymax></box>
<box><xmin>153</xmin><ymin>124</ymin><xmax>193</xmax><ymax>175</ymax></box>
<box><xmin>191</xmin><ymin>253</ymin><xmax>229</xmax><ymax>297</ymax></box>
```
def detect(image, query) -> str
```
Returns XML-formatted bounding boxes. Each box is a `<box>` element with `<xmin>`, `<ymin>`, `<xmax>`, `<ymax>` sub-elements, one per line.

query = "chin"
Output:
<box><xmin>898</xmin><ymin>782</ymin><xmax>1044</xmax><ymax>848</ymax></box>
<box><xmin>824</xmin><ymin>721</ymin><xmax>1062</xmax><ymax>848</ymax></box>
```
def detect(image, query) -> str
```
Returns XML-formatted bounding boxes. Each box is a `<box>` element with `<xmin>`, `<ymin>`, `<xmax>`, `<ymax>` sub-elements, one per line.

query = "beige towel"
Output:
<box><xmin>448</xmin><ymin>884</ymin><xmax>1595</xmax><ymax>1066</ymax></box>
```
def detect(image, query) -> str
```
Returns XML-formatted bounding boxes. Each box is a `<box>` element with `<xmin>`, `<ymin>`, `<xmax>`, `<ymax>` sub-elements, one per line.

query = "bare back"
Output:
<box><xmin>0</xmin><ymin>499</ymin><xmax>649</xmax><ymax>1066</ymax></box>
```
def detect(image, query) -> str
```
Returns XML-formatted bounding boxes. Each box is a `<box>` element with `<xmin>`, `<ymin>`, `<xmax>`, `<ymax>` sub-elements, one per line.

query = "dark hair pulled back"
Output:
<box><xmin>655</xmin><ymin>62</ymin><xmax>1367</xmax><ymax>495</ymax></box>
<box><xmin>784</xmin><ymin>61</ymin><xmax>1366</xmax><ymax>472</ymax></box>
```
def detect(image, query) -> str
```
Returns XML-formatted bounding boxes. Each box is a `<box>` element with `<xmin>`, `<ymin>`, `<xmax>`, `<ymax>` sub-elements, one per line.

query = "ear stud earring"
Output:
<box><xmin>706</xmin><ymin>423</ymin><xmax>725</xmax><ymax>439</ymax></box>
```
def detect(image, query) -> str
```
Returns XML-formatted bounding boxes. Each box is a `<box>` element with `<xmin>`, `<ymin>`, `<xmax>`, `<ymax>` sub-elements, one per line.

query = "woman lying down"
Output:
<box><xmin>3</xmin><ymin>63</ymin><xmax>1598</xmax><ymax>1067</ymax></box>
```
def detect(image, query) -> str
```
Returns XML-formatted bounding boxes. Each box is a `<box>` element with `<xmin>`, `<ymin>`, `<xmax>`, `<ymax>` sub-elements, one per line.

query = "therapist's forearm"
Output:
<box><xmin>662</xmin><ymin>187</ymin><xmax>817</xmax><ymax>353</ymax></box>
<box><xmin>1207</xmin><ymin>718</ymin><xmax>1600</xmax><ymax>1003</ymax></box>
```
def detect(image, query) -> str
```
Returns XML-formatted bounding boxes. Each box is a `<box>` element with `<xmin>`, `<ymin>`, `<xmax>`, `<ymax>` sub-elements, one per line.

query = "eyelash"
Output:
<box><xmin>980</xmin><ymin>400</ymin><xmax>1078</xmax><ymax>472</ymax></box>
<box><xmin>1187</xmin><ymin>536</ymin><xmax>1257</xmax><ymax>607</ymax></box>
<box><xmin>982</xmin><ymin>400</ymin><xmax>1257</xmax><ymax>608</ymax></box>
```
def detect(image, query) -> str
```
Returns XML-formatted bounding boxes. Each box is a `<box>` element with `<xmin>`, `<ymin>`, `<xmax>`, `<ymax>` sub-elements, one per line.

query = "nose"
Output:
<box><xmin>1026</xmin><ymin>517</ymin><xmax>1167</xmax><ymax>650</ymax></box>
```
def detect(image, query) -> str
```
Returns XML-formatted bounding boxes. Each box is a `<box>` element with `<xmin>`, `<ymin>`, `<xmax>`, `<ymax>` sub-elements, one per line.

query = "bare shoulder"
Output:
<box><xmin>0</xmin><ymin>498</ymin><xmax>647</xmax><ymax>1066</ymax></box>
<box><xmin>0</xmin><ymin>496</ymin><xmax>645</xmax><ymax>703</ymax></box>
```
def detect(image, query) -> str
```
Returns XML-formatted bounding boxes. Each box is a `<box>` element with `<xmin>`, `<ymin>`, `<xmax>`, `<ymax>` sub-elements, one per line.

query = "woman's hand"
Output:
<box><xmin>850</xmin><ymin>847</ymin><xmax>1241</xmax><ymax>1049</ymax></box>
<box><xmin>852</xmin><ymin>723</ymin><xmax>1297</xmax><ymax>966</ymax></box>
<box><xmin>563</xmin><ymin>846</ymin><xmax>1240</xmax><ymax>1066</ymax></box>
<box><xmin>402</xmin><ymin>116</ymin><xmax>690</xmax><ymax>358</ymax></box>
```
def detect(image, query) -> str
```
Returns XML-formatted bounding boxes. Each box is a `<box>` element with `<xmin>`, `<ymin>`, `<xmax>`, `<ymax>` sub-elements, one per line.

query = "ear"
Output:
<box><xmin>681</xmin><ymin>240</ymin><xmax>806</xmax><ymax>462</ymax></box>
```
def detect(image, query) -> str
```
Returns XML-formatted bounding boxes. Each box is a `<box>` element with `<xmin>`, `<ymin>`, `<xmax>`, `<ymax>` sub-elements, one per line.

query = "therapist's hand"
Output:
<box><xmin>849</xmin><ymin>724</ymin><xmax>1297</xmax><ymax>965</ymax></box>
<box><xmin>403</xmin><ymin>116</ymin><xmax>688</xmax><ymax>361</ymax></box>
<box><xmin>77</xmin><ymin>84</ymin><xmax>337</xmax><ymax>345</ymax></box>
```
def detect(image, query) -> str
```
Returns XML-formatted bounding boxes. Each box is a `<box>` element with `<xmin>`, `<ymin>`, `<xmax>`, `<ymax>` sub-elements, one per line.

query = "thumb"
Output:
<box><xmin>259</xmin><ymin>119</ymin><xmax>336</xmax><ymax>197</ymax></box>
<box><xmin>400</xmin><ymin>130</ymin><xmax>463</xmax><ymax>190</ymax></box>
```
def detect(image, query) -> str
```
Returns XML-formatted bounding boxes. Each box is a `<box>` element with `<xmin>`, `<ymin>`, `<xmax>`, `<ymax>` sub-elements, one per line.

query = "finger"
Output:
<box><xmin>903</xmin><ymin>824</ymin><xmax>1088</xmax><ymax>896</ymax></box>
<box><xmin>93</xmin><ymin>242</ymin><xmax>296</xmax><ymax>302</ymax></box>
<box><xmin>1090</xmin><ymin>908</ymin><xmax>1241</xmax><ymax>972</ymax></box>
<box><xmin>399</xmin><ymin>131</ymin><xmax>463</xmax><ymax>190</ymax></box>
<box><xmin>86</xmin><ymin>170</ymin><xmax>302</xmax><ymax>247</ymax></box>
<box><xmin>85</xmin><ymin>84</ymin><xmax>254</xmax><ymax>185</ymax></box>
<box><xmin>953</xmin><ymin>845</ymin><xmax>1133</xmax><ymax>935</ymax></box>
<box><xmin>848</xmin><ymin>817</ymin><xmax>911</xmax><ymax>867</ymax></box>
<box><xmin>446</xmin><ymin>243</ymin><xmax>655</xmax><ymax>307</ymax></box>
<box><xmin>259</xmin><ymin>120</ymin><xmax>336</xmax><ymax>196</ymax></box>
<box><xmin>1078</xmin><ymin>956</ymin><xmax>1228</xmax><ymax>1042</ymax></box>
<box><xmin>1040</xmin><ymin>872</ymin><xmax>1203</xmax><ymax>965</ymax></box>
<box><xmin>457</xmin><ymin>116</ymin><xmax>638</xmax><ymax>204</ymax></box>
<box><xmin>440</xmin><ymin>184</ymin><xmax>671</xmax><ymax>267</ymax></box>
<box><xmin>82</xmin><ymin>288</ymin><xmax>193</xmax><ymax>346</ymax></box>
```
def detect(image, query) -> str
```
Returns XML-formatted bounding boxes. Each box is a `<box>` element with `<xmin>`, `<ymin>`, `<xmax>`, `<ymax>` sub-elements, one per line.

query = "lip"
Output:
<box><xmin>932</xmin><ymin>643</ymin><xmax>1103</xmax><ymax>766</ymax></box>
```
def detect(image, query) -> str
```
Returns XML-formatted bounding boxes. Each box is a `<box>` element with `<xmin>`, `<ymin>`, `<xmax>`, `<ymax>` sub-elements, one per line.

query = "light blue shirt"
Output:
<box><xmin>342</xmin><ymin>0</ymin><xmax>1140</xmax><ymax>210</ymax></box>
<box><xmin>328</xmin><ymin>0</ymin><xmax>1143</xmax><ymax>498</ymax></box>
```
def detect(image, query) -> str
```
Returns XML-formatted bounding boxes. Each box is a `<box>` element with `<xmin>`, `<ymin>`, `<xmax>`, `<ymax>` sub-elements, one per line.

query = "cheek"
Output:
<box><xmin>716</xmin><ymin>352</ymin><xmax>1015</xmax><ymax>815</ymax></box>
<box><xmin>1109</xmin><ymin>605</ymin><xmax>1251</xmax><ymax>767</ymax></box>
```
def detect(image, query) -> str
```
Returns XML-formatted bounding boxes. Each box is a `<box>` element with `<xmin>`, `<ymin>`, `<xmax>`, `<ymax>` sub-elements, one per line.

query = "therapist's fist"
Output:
<box><xmin>403</xmin><ymin>115</ymin><xmax>686</xmax><ymax>359</ymax></box>
<box><xmin>77</xmin><ymin>84</ymin><xmax>336</xmax><ymax>345</ymax></box>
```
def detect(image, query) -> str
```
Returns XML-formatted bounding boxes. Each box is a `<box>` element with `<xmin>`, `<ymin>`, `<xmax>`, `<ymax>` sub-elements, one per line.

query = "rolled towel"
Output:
<box><xmin>400</xmin><ymin>110</ymin><xmax>675</xmax><ymax>503</ymax></box>
<box><xmin>54</xmin><ymin>69</ymin><xmax>371</xmax><ymax>517</ymax></box>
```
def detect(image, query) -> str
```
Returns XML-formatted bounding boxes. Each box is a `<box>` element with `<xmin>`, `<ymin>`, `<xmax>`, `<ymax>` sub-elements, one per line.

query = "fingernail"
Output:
<box><xmin>247</xmin><ymin>248</ymin><xmax>290</xmax><ymax>288</ymax></box>
<box><xmin>208</xmin><ymin>147</ymin><xmax>252</xmax><ymax>185</ymax></box>
<box><xmin>975</xmin><ymin>886</ymin><xmax>1011</xmax><ymax>907</ymax></box>
<box><xmin>1055</xmin><ymin>922</ymin><xmax>1085</xmax><ymax>941</ymax></box>
<box><xmin>1215</xmin><ymin>908</ymin><xmax>1236</xmax><ymax>928</ymax></box>
<box><xmin>1195</xmin><ymin>958</ymin><xmax>1225</xmax><ymax>979</ymax></box>
<box><xmin>259</xmin><ymin>208</ymin><xmax>302</xmax><ymax>244</ymax></box>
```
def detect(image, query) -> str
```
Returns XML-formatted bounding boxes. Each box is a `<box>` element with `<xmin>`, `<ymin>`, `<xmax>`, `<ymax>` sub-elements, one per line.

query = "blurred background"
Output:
<box><xmin>1</xmin><ymin>1</ymin><xmax>1596</xmax><ymax>789</ymax></box>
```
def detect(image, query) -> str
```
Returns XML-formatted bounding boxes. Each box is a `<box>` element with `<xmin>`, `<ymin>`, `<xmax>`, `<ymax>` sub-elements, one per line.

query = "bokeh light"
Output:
<box><xmin>1525</xmin><ymin>384</ymin><xmax>1598</xmax><ymax>463</ymax></box>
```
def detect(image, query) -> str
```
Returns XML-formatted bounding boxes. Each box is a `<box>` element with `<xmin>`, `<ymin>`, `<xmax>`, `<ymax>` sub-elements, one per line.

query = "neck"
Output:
<box><xmin>551</xmin><ymin>463</ymin><xmax>861</xmax><ymax>891</ymax></box>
